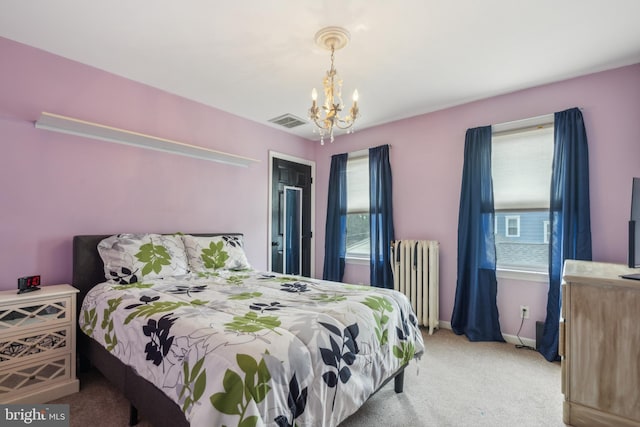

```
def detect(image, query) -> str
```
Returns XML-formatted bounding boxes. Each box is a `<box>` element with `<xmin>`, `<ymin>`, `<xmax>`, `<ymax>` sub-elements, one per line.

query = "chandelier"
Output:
<box><xmin>308</xmin><ymin>27</ymin><xmax>359</xmax><ymax>145</ymax></box>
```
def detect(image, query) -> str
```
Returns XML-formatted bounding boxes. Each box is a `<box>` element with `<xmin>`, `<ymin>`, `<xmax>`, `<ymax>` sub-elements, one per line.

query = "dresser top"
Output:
<box><xmin>563</xmin><ymin>260</ymin><xmax>640</xmax><ymax>289</ymax></box>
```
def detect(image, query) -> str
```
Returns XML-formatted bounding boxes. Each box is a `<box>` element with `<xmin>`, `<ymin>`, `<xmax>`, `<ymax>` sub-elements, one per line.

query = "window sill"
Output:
<box><xmin>496</xmin><ymin>268</ymin><xmax>548</xmax><ymax>283</ymax></box>
<box><xmin>346</xmin><ymin>256</ymin><xmax>370</xmax><ymax>265</ymax></box>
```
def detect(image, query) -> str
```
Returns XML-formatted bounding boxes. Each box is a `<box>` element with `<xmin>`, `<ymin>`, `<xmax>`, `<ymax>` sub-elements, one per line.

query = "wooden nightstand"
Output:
<box><xmin>0</xmin><ymin>284</ymin><xmax>80</xmax><ymax>403</ymax></box>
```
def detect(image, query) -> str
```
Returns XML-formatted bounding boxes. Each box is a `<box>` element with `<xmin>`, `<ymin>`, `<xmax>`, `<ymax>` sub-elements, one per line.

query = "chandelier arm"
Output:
<box><xmin>312</xmin><ymin>118</ymin><xmax>332</xmax><ymax>131</ymax></box>
<box><xmin>333</xmin><ymin>121</ymin><xmax>355</xmax><ymax>130</ymax></box>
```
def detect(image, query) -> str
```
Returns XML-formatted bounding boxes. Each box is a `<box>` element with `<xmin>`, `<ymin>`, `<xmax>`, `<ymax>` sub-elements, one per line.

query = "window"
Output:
<box><xmin>345</xmin><ymin>153</ymin><xmax>370</xmax><ymax>259</ymax></box>
<box><xmin>505</xmin><ymin>216</ymin><xmax>520</xmax><ymax>237</ymax></box>
<box><xmin>492</xmin><ymin>116</ymin><xmax>554</xmax><ymax>272</ymax></box>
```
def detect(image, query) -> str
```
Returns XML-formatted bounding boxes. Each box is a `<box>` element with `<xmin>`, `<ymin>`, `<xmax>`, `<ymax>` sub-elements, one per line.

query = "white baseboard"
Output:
<box><xmin>435</xmin><ymin>321</ymin><xmax>536</xmax><ymax>349</ymax></box>
<box><xmin>439</xmin><ymin>320</ymin><xmax>452</xmax><ymax>330</ymax></box>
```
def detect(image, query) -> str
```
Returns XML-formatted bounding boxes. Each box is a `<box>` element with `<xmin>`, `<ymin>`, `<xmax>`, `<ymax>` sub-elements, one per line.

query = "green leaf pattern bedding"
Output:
<box><xmin>79</xmin><ymin>270</ymin><xmax>425</xmax><ymax>427</ymax></box>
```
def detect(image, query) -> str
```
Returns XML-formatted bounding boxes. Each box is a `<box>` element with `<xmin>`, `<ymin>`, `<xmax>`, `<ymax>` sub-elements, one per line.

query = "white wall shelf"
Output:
<box><xmin>35</xmin><ymin>112</ymin><xmax>259</xmax><ymax>167</ymax></box>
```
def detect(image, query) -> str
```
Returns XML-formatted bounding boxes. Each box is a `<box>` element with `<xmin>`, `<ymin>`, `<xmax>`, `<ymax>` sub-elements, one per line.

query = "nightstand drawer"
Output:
<box><xmin>0</xmin><ymin>296</ymin><xmax>73</xmax><ymax>332</ymax></box>
<box><xmin>0</xmin><ymin>354</ymin><xmax>72</xmax><ymax>401</ymax></box>
<box><xmin>0</xmin><ymin>325</ymin><xmax>73</xmax><ymax>367</ymax></box>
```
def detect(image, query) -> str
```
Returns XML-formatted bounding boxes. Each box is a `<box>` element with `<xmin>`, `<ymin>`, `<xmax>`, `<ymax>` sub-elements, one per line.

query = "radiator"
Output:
<box><xmin>390</xmin><ymin>240</ymin><xmax>440</xmax><ymax>335</ymax></box>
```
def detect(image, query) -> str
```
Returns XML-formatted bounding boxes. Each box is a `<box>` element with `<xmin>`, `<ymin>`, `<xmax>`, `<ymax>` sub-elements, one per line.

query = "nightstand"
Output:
<box><xmin>0</xmin><ymin>284</ymin><xmax>80</xmax><ymax>403</ymax></box>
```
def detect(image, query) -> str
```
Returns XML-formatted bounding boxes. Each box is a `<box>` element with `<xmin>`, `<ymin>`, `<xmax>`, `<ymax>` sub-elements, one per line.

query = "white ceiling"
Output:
<box><xmin>1</xmin><ymin>1</ymin><xmax>639</xmax><ymax>141</ymax></box>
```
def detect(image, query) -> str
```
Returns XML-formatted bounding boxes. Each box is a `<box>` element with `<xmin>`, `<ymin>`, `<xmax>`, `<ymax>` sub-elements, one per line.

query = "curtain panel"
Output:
<box><xmin>323</xmin><ymin>153</ymin><xmax>348</xmax><ymax>282</ymax></box>
<box><xmin>539</xmin><ymin>107</ymin><xmax>592</xmax><ymax>361</ymax></box>
<box><xmin>369</xmin><ymin>144</ymin><xmax>395</xmax><ymax>288</ymax></box>
<box><xmin>451</xmin><ymin>126</ymin><xmax>505</xmax><ymax>342</ymax></box>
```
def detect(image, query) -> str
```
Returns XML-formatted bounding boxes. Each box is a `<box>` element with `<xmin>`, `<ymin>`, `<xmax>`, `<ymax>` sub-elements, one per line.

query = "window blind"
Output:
<box><xmin>347</xmin><ymin>155</ymin><xmax>369</xmax><ymax>213</ymax></box>
<box><xmin>492</xmin><ymin>126</ymin><xmax>554</xmax><ymax>210</ymax></box>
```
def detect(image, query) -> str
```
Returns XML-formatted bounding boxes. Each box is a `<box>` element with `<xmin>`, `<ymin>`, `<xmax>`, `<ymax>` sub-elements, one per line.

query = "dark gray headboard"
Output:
<box><xmin>72</xmin><ymin>233</ymin><xmax>242</xmax><ymax>311</ymax></box>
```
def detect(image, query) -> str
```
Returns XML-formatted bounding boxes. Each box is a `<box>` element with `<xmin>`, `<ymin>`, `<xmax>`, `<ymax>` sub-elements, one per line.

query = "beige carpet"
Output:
<box><xmin>52</xmin><ymin>328</ymin><xmax>566</xmax><ymax>426</ymax></box>
<box><xmin>340</xmin><ymin>328</ymin><xmax>565</xmax><ymax>427</ymax></box>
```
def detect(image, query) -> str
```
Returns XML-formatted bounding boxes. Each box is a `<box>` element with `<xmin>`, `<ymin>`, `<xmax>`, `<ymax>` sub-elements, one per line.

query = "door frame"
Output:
<box><xmin>268</xmin><ymin>151</ymin><xmax>316</xmax><ymax>277</ymax></box>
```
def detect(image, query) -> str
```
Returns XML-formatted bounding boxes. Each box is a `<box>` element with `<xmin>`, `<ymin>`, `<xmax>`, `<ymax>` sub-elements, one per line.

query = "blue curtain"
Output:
<box><xmin>369</xmin><ymin>144</ymin><xmax>395</xmax><ymax>288</ymax></box>
<box><xmin>323</xmin><ymin>153</ymin><xmax>348</xmax><ymax>282</ymax></box>
<box><xmin>451</xmin><ymin>126</ymin><xmax>505</xmax><ymax>342</ymax></box>
<box><xmin>539</xmin><ymin>107</ymin><xmax>592</xmax><ymax>361</ymax></box>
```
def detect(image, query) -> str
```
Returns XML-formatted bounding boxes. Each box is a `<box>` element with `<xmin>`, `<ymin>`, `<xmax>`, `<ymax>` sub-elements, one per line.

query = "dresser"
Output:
<box><xmin>561</xmin><ymin>261</ymin><xmax>640</xmax><ymax>427</ymax></box>
<box><xmin>0</xmin><ymin>284</ymin><xmax>80</xmax><ymax>403</ymax></box>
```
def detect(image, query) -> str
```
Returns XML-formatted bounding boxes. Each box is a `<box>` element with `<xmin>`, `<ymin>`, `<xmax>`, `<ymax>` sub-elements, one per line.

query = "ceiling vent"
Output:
<box><xmin>268</xmin><ymin>114</ymin><xmax>307</xmax><ymax>129</ymax></box>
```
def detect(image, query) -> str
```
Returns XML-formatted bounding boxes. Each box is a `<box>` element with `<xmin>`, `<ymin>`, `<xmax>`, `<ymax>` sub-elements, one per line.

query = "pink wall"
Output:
<box><xmin>0</xmin><ymin>37</ymin><xmax>314</xmax><ymax>290</ymax></box>
<box><xmin>2</xmin><ymin>36</ymin><xmax>639</xmax><ymax>341</ymax></box>
<box><xmin>313</xmin><ymin>63</ymin><xmax>640</xmax><ymax>339</ymax></box>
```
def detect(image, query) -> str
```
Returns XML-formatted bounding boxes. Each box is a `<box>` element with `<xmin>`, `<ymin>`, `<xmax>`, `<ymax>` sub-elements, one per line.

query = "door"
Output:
<box><xmin>271</xmin><ymin>157</ymin><xmax>312</xmax><ymax>276</ymax></box>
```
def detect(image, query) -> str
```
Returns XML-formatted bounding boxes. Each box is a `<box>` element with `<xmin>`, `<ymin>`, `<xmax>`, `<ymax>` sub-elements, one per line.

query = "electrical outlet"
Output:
<box><xmin>520</xmin><ymin>305</ymin><xmax>530</xmax><ymax>319</ymax></box>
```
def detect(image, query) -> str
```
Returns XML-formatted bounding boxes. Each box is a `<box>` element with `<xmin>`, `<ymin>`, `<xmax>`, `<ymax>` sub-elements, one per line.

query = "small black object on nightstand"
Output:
<box><xmin>17</xmin><ymin>275</ymin><xmax>42</xmax><ymax>294</ymax></box>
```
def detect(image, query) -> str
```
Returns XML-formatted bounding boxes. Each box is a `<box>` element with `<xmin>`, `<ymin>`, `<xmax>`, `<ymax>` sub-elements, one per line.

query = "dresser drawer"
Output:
<box><xmin>0</xmin><ymin>354</ymin><xmax>72</xmax><ymax>401</ymax></box>
<box><xmin>0</xmin><ymin>325</ymin><xmax>73</xmax><ymax>367</ymax></box>
<box><xmin>0</xmin><ymin>296</ymin><xmax>73</xmax><ymax>333</ymax></box>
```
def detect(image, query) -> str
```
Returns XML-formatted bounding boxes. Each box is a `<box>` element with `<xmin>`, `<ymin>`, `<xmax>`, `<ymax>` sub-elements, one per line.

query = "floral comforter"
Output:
<box><xmin>79</xmin><ymin>270</ymin><xmax>425</xmax><ymax>427</ymax></box>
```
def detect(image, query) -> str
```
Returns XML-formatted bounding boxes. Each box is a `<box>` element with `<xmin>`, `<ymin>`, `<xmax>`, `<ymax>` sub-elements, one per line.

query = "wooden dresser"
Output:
<box><xmin>0</xmin><ymin>284</ymin><xmax>80</xmax><ymax>403</ymax></box>
<box><xmin>561</xmin><ymin>261</ymin><xmax>640</xmax><ymax>427</ymax></box>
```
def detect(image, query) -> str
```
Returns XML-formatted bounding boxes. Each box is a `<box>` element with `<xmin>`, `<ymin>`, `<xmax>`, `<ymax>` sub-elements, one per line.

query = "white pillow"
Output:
<box><xmin>182</xmin><ymin>235</ymin><xmax>251</xmax><ymax>273</ymax></box>
<box><xmin>98</xmin><ymin>233</ymin><xmax>189</xmax><ymax>283</ymax></box>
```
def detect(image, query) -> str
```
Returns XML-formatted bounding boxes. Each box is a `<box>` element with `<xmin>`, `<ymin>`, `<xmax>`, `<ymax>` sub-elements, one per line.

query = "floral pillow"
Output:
<box><xmin>98</xmin><ymin>233</ymin><xmax>190</xmax><ymax>284</ymax></box>
<box><xmin>182</xmin><ymin>234</ymin><xmax>251</xmax><ymax>273</ymax></box>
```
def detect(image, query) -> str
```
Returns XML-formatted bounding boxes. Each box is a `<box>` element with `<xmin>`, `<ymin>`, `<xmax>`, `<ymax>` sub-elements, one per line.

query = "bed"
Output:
<box><xmin>72</xmin><ymin>233</ymin><xmax>424</xmax><ymax>426</ymax></box>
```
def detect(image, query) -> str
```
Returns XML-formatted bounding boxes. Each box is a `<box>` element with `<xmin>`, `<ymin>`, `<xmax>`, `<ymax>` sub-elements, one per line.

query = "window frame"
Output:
<box><xmin>505</xmin><ymin>215</ymin><xmax>521</xmax><ymax>237</ymax></box>
<box><xmin>345</xmin><ymin>150</ymin><xmax>370</xmax><ymax>262</ymax></box>
<box><xmin>492</xmin><ymin>114</ymin><xmax>554</xmax><ymax>278</ymax></box>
